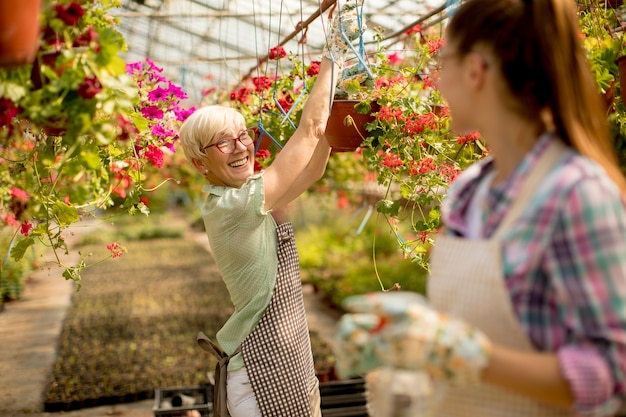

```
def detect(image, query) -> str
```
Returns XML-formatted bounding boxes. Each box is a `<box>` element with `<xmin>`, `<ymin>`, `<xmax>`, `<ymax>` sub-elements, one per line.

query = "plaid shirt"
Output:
<box><xmin>442</xmin><ymin>133</ymin><xmax>626</xmax><ymax>416</ymax></box>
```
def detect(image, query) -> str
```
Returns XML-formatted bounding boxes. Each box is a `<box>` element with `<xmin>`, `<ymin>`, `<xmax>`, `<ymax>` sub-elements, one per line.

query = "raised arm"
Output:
<box><xmin>261</xmin><ymin>58</ymin><xmax>337</xmax><ymax>212</ymax></box>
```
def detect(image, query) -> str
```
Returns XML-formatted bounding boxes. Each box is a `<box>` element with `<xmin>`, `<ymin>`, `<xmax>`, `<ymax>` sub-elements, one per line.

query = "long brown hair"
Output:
<box><xmin>447</xmin><ymin>0</ymin><xmax>626</xmax><ymax>194</ymax></box>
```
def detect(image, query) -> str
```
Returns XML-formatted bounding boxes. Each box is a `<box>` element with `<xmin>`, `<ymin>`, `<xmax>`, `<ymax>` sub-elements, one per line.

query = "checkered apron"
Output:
<box><xmin>428</xmin><ymin>140</ymin><xmax>573</xmax><ymax>416</ymax></box>
<box><xmin>240</xmin><ymin>222</ymin><xmax>316</xmax><ymax>417</ymax></box>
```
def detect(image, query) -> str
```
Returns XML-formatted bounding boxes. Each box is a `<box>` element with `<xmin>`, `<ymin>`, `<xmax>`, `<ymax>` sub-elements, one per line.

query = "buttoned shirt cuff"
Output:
<box><xmin>558</xmin><ymin>345</ymin><xmax>621</xmax><ymax>416</ymax></box>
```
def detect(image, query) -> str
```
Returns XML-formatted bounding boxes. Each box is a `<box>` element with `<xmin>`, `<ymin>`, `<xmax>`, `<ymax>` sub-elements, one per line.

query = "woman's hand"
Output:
<box><xmin>335</xmin><ymin>291</ymin><xmax>492</xmax><ymax>385</ymax></box>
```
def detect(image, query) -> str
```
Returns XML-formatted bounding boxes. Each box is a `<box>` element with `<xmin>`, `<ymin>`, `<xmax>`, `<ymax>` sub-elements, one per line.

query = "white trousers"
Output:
<box><xmin>226</xmin><ymin>367</ymin><xmax>321</xmax><ymax>417</ymax></box>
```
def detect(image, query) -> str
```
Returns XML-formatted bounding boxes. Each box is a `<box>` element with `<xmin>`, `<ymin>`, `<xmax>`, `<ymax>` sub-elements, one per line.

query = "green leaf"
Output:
<box><xmin>52</xmin><ymin>201</ymin><xmax>80</xmax><ymax>226</ymax></box>
<box><xmin>376</xmin><ymin>199</ymin><xmax>400</xmax><ymax>216</ymax></box>
<box><xmin>10</xmin><ymin>237</ymin><xmax>35</xmax><ymax>262</ymax></box>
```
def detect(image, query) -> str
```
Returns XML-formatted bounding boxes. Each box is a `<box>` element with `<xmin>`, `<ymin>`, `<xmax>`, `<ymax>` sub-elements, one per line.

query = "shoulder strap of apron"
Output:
<box><xmin>492</xmin><ymin>139</ymin><xmax>567</xmax><ymax>240</ymax></box>
<box><xmin>197</xmin><ymin>331</ymin><xmax>241</xmax><ymax>417</ymax></box>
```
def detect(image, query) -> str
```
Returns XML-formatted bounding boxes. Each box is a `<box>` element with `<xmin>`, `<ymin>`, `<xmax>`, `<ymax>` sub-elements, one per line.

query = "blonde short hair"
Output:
<box><xmin>178</xmin><ymin>105</ymin><xmax>246</xmax><ymax>163</ymax></box>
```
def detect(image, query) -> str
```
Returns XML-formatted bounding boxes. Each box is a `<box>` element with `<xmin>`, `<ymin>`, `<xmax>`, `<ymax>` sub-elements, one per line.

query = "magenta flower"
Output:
<box><xmin>141</xmin><ymin>105</ymin><xmax>164</xmax><ymax>120</ymax></box>
<box><xmin>145</xmin><ymin>58</ymin><xmax>163</xmax><ymax>73</ymax></box>
<box><xmin>166</xmin><ymin>83</ymin><xmax>187</xmax><ymax>100</ymax></box>
<box><xmin>174</xmin><ymin>105</ymin><xmax>196</xmax><ymax>121</ymax></box>
<box><xmin>151</xmin><ymin>124</ymin><xmax>175</xmax><ymax>140</ymax></box>
<box><xmin>126</xmin><ymin>61</ymin><xmax>143</xmax><ymax>75</ymax></box>
<box><xmin>148</xmin><ymin>86</ymin><xmax>168</xmax><ymax>102</ymax></box>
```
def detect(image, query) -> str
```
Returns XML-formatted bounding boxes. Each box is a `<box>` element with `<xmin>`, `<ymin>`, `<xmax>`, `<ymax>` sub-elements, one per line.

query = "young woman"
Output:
<box><xmin>335</xmin><ymin>0</ymin><xmax>626</xmax><ymax>415</ymax></box>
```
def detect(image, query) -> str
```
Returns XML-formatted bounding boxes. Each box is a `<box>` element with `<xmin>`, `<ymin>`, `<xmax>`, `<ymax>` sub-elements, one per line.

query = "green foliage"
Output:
<box><xmin>0</xmin><ymin>230</ymin><xmax>38</xmax><ymax>301</ymax></box>
<box><xmin>296</xmin><ymin>208</ymin><xmax>428</xmax><ymax>309</ymax></box>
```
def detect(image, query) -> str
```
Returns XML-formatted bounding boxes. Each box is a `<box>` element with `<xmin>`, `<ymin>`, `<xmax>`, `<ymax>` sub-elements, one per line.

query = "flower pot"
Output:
<box><xmin>0</xmin><ymin>0</ymin><xmax>42</xmax><ymax>67</ymax></box>
<box><xmin>325</xmin><ymin>100</ymin><xmax>379</xmax><ymax>152</ymax></box>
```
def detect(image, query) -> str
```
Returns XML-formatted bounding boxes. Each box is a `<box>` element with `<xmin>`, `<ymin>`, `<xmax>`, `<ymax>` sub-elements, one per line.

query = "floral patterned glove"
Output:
<box><xmin>335</xmin><ymin>292</ymin><xmax>492</xmax><ymax>386</ymax></box>
<box><xmin>323</xmin><ymin>1</ymin><xmax>366</xmax><ymax>69</ymax></box>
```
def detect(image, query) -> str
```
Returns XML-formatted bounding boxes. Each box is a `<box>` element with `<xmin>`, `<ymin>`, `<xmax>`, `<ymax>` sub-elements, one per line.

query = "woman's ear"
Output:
<box><xmin>463</xmin><ymin>52</ymin><xmax>488</xmax><ymax>91</ymax></box>
<box><xmin>191</xmin><ymin>157</ymin><xmax>209</xmax><ymax>176</ymax></box>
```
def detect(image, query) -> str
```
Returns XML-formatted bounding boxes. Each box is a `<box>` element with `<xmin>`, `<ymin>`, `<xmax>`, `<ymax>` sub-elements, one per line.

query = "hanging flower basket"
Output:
<box><xmin>325</xmin><ymin>100</ymin><xmax>379</xmax><ymax>152</ymax></box>
<box><xmin>0</xmin><ymin>0</ymin><xmax>42</xmax><ymax>68</ymax></box>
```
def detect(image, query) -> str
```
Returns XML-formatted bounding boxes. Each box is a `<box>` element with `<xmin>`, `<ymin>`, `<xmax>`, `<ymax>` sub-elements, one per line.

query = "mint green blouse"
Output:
<box><xmin>201</xmin><ymin>173</ymin><xmax>278</xmax><ymax>370</ymax></box>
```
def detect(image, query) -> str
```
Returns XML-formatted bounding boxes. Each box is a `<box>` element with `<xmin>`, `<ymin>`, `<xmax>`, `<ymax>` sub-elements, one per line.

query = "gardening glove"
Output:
<box><xmin>335</xmin><ymin>291</ymin><xmax>492</xmax><ymax>386</ymax></box>
<box><xmin>323</xmin><ymin>1</ymin><xmax>366</xmax><ymax>70</ymax></box>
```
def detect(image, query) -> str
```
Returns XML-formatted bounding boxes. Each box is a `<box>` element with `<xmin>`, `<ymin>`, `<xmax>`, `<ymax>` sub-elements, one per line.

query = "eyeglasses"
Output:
<box><xmin>202</xmin><ymin>128</ymin><xmax>257</xmax><ymax>154</ymax></box>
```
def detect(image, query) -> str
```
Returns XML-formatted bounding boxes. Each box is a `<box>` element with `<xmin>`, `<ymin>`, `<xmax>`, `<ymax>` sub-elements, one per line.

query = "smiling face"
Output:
<box><xmin>201</xmin><ymin>126</ymin><xmax>256</xmax><ymax>188</ymax></box>
<box><xmin>178</xmin><ymin>105</ymin><xmax>256</xmax><ymax>189</ymax></box>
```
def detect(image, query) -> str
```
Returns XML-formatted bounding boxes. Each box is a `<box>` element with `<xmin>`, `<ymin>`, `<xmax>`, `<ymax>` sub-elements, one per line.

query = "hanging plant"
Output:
<box><xmin>0</xmin><ymin>0</ymin><xmax>194</xmax><ymax>288</ymax></box>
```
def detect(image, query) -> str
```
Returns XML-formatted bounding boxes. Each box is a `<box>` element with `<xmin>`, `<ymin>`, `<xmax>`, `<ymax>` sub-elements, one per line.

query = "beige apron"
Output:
<box><xmin>428</xmin><ymin>139</ymin><xmax>573</xmax><ymax>416</ymax></box>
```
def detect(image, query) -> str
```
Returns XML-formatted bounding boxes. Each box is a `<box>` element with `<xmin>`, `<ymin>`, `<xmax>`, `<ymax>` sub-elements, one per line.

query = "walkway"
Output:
<box><xmin>0</xmin><ymin>215</ymin><xmax>341</xmax><ymax>417</ymax></box>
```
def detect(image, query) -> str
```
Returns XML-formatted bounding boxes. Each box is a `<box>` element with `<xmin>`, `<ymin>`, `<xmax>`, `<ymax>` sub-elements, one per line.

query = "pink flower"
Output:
<box><xmin>10</xmin><ymin>187</ymin><xmax>28</xmax><ymax>202</ymax></box>
<box><xmin>106</xmin><ymin>242</ymin><xmax>126</xmax><ymax>258</ymax></box>
<box><xmin>4</xmin><ymin>213</ymin><xmax>19</xmax><ymax>228</ymax></box>
<box><xmin>167</xmin><ymin>83</ymin><xmax>187</xmax><ymax>100</ymax></box>
<box><xmin>126</xmin><ymin>61</ymin><xmax>143</xmax><ymax>75</ymax></box>
<box><xmin>174</xmin><ymin>105</ymin><xmax>196</xmax><ymax>122</ymax></box>
<box><xmin>387</xmin><ymin>53</ymin><xmax>403</xmax><ymax>65</ymax></box>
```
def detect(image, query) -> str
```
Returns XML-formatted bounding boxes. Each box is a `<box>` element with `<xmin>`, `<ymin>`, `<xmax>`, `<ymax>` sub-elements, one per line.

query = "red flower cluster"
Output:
<box><xmin>269</xmin><ymin>46</ymin><xmax>287</xmax><ymax>60</ymax></box>
<box><xmin>378</xmin><ymin>150</ymin><xmax>403</xmax><ymax>169</ymax></box>
<box><xmin>306</xmin><ymin>61</ymin><xmax>321</xmax><ymax>77</ymax></box>
<box><xmin>230</xmin><ymin>87</ymin><xmax>252</xmax><ymax>103</ymax></box>
<box><xmin>77</xmin><ymin>76</ymin><xmax>102</xmax><ymax>99</ymax></box>
<box><xmin>426</xmin><ymin>38</ymin><xmax>445</xmax><ymax>55</ymax></box>
<box><xmin>54</xmin><ymin>2</ymin><xmax>85</xmax><ymax>26</ymax></box>
<box><xmin>252</xmin><ymin>76</ymin><xmax>276</xmax><ymax>93</ymax></box>
<box><xmin>456</xmin><ymin>131</ymin><xmax>481</xmax><ymax>144</ymax></box>
<box><xmin>405</xmin><ymin>24</ymin><xmax>423</xmax><ymax>35</ymax></box>
<box><xmin>0</xmin><ymin>97</ymin><xmax>19</xmax><ymax>127</ymax></box>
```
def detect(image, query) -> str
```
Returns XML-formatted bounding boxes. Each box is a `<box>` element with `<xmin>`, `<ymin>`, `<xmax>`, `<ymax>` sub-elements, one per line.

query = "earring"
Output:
<box><xmin>204</xmin><ymin>168</ymin><xmax>209</xmax><ymax>174</ymax></box>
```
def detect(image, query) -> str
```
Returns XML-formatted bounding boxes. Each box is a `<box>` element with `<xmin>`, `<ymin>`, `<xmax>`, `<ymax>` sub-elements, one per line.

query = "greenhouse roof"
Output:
<box><xmin>111</xmin><ymin>0</ymin><xmax>453</xmax><ymax>104</ymax></box>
